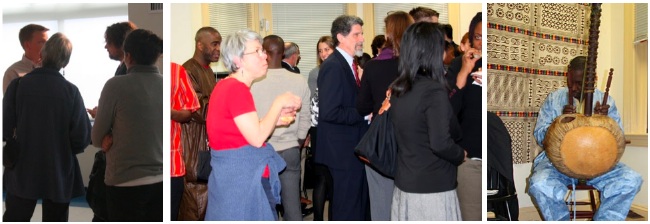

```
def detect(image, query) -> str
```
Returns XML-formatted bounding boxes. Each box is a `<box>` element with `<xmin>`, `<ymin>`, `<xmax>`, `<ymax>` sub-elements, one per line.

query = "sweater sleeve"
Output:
<box><xmin>92</xmin><ymin>78</ymin><xmax>117</xmax><ymax>148</ymax></box>
<box><xmin>297</xmin><ymin>78</ymin><xmax>312</xmax><ymax>139</ymax></box>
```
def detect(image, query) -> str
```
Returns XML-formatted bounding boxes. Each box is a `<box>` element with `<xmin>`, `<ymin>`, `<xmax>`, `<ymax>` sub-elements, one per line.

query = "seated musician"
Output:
<box><xmin>528</xmin><ymin>56</ymin><xmax>642</xmax><ymax>221</ymax></box>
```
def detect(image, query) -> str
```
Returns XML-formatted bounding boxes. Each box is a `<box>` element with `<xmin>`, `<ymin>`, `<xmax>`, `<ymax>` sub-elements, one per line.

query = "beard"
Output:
<box><xmin>109</xmin><ymin>54</ymin><xmax>119</xmax><ymax>61</ymax></box>
<box><xmin>354</xmin><ymin>43</ymin><xmax>364</xmax><ymax>57</ymax></box>
<box><xmin>203</xmin><ymin>49</ymin><xmax>219</xmax><ymax>63</ymax></box>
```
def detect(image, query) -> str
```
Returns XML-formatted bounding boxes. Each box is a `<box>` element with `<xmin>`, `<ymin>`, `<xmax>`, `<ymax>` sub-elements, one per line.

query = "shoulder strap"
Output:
<box><xmin>378</xmin><ymin>88</ymin><xmax>392</xmax><ymax>115</ymax></box>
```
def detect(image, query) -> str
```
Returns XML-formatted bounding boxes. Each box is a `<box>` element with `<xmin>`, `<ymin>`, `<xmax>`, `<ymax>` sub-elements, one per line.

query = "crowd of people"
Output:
<box><xmin>2</xmin><ymin>22</ymin><xmax>163</xmax><ymax>222</ymax></box>
<box><xmin>2</xmin><ymin>6</ymin><xmax>482</xmax><ymax>222</ymax></box>
<box><xmin>171</xmin><ymin>6</ymin><xmax>483</xmax><ymax>221</ymax></box>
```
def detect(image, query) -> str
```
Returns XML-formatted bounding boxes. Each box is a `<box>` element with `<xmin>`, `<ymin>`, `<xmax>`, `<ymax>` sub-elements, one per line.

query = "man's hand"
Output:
<box><xmin>594</xmin><ymin>101</ymin><xmax>610</xmax><ymax>116</ymax></box>
<box><xmin>562</xmin><ymin>105</ymin><xmax>576</xmax><ymax>114</ymax></box>
<box><xmin>87</xmin><ymin>106</ymin><xmax>98</xmax><ymax>118</ymax></box>
<box><xmin>101</xmin><ymin>134</ymin><xmax>113</xmax><ymax>152</ymax></box>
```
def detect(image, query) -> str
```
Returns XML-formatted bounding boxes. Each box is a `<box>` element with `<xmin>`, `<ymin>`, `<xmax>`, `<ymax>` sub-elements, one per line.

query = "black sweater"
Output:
<box><xmin>446</xmin><ymin>56</ymin><xmax>482</xmax><ymax>158</ymax></box>
<box><xmin>390</xmin><ymin>77</ymin><xmax>465</xmax><ymax>193</ymax></box>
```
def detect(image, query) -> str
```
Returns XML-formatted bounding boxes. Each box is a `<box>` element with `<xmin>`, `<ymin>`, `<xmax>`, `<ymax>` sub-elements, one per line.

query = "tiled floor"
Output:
<box><xmin>518</xmin><ymin>205</ymin><xmax>648</xmax><ymax>221</ymax></box>
<box><xmin>3</xmin><ymin>190</ymin><xmax>326</xmax><ymax>222</ymax></box>
<box><xmin>285</xmin><ymin>189</ymin><xmax>329</xmax><ymax>221</ymax></box>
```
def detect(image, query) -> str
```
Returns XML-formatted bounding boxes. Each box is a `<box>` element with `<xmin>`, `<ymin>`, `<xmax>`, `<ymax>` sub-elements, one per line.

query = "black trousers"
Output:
<box><xmin>171</xmin><ymin>177</ymin><xmax>185</xmax><ymax>221</ymax></box>
<box><xmin>329</xmin><ymin>167</ymin><xmax>369</xmax><ymax>221</ymax></box>
<box><xmin>3</xmin><ymin>193</ymin><xmax>69</xmax><ymax>222</ymax></box>
<box><xmin>106</xmin><ymin>182</ymin><xmax>163</xmax><ymax>221</ymax></box>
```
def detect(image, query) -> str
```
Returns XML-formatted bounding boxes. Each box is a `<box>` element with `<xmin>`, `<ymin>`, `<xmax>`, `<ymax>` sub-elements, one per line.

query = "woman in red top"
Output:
<box><xmin>204</xmin><ymin>29</ymin><xmax>301</xmax><ymax>221</ymax></box>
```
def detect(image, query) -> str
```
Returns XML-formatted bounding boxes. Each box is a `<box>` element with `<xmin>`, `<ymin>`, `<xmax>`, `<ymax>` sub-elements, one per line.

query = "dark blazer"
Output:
<box><xmin>390</xmin><ymin>77</ymin><xmax>465</xmax><ymax>193</ymax></box>
<box><xmin>315</xmin><ymin>49</ymin><xmax>368</xmax><ymax>170</ymax></box>
<box><xmin>282</xmin><ymin>61</ymin><xmax>300</xmax><ymax>74</ymax></box>
<box><xmin>3</xmin><ymin>67</ymin><xmax>91</xmax><ymax>203</ymax></box>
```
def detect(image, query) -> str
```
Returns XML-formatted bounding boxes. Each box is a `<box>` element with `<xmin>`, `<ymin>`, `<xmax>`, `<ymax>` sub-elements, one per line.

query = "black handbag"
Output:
<box><xmin>354</xmin><ymin>91</ymin><xmax>397</xmax><ymax>178</ymax></box>
<box><xmin>86</xmin><ymin>151</ymin><xmax>108</xmax><ymax>221</ymax></box>
<box><xmin>3</xmin><ymin>78</ymin><xmax>21</xmax><ymax>169</ymax></box>
<box><xmin>196</xmin><ymin>150</ymin><xmax>211</xmax><ymax>182</ymax></box>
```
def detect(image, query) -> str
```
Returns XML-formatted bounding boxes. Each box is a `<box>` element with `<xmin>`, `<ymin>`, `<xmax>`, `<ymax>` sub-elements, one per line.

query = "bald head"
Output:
<box><xmin>193</xmin><ymin>26</ymin><xmax>221</xmax><ymax>66</ymax></box>
<box><xmin>263</xmin><ymin>35</ymin><xmax>284</xmax><ymax>68</ymax></box>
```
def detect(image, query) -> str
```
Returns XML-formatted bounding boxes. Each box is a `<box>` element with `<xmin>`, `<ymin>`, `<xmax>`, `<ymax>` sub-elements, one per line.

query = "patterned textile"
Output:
<box><xmin>171</xmin><ymin>63</ymin><xmax>201</xmax><ymax>177</ymax></box>
<box><xmin>487</xmin><ymin>3</ymin><xmax>592</xmax><ymax>163</ymax></box>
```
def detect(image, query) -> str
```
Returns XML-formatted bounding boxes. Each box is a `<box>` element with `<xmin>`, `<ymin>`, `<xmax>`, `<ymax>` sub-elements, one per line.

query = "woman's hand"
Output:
<box><xmin>101</xmin><ymin>133</ymin><xmax>113</xmax><ymax>152</ymax></box>
<box><xmin>276</xmin><ymin>92</ymin><xmax>301</xmax><ymax>110</ymax></box>
<box><xmin>274</xmin><ymin>92</ymin><xmax>301</xmax><ymax>126</ymax></box>
<box><xmin>462</xmin><ymin>48</ymin><xmax>482</xmax><ymax>72</ymax></box>
<box><xmin>457</xmin><ymin>48</ymin><xmax>482</xmax><ymax>89</ymax></box>
<box><xmin>277</xmin><ymin>108</ymin><xmax>297</xmax><ymax>126</ymax></box>
<box><xmin>87</xmin><ymin>106</ymin><xmax>98</xmax><ymax>118</ymax></box>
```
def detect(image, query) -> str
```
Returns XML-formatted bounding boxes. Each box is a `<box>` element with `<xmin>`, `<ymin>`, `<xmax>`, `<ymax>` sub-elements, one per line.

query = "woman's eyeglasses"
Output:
<box><xmin>243</xmin><ymin>48</ymin><xmax>267</xmax><ymax>57</ymax></box>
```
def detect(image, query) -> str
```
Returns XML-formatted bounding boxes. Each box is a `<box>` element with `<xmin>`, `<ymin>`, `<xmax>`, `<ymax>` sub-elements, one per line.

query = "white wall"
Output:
<box><xmin>598</xmin><ymin>4</ymin><xmax>625</xmax><ymax>118</ymax></box>
<box><xmin>457</xmin><ymin>3</ymin><xmax>482</xmax><ymax>45</ymax></box>
<box><xmin>514</xmin><ymin>146</ymin><xmax>648</xmax><ymax>208</ymax></box>
<box><xmin>128</xmin><ymin>3</ymin><xmax>164</xmax><ymax>72</ymax></box>
<box><xmin>170</xmin><ymin>3</ymin><xmax>203</xmax><ymax>65</ymax></box>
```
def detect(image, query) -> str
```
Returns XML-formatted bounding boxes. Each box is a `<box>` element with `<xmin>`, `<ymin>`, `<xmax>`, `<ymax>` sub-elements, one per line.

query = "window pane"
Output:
<box><xmin>2</xmin><ymin>21</ymin><xmax>59</xmax><ymax>83</ymax></box>
<box><xmin>272</xmin><ymin>3</ymin><xmax>346</xmax><ymax>79</ymax></box>
<box><xmin>63</xmin><ymin>15</ymin><xmax>128</xmax><ymax>109</ymax></box>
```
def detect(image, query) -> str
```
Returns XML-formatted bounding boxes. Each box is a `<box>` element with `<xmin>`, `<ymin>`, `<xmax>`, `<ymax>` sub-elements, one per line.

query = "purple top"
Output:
<box><xmin>374</xmin><ymin>47</ymin><xmax>395</xmax><ymax>60</ymax></box>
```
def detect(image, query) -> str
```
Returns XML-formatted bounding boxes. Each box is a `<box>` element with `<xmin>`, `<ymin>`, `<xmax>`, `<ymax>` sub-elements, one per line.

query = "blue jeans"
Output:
<box><xmin>528</xmin><ymin>151</ymin><xmax>642</xmax><ymax>221</ymax></box>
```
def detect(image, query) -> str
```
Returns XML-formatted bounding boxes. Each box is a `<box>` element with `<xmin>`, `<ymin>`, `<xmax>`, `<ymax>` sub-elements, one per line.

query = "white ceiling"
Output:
<box><xmin>2</xmin><ymin>3</ymin><xmax>128</xmax><ymax>23</ymax></box>
<box><xmin>3</xmin><ymin>3</ymin><xmax>127</xmax><ymax>15</ymax></box>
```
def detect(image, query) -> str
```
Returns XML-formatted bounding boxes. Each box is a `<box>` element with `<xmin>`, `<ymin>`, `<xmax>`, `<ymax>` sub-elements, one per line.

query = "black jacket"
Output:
<box><xmin>390</xmin><ymin>76</ymin><xmax>465</xmax><ymax>193</ymax></box>
<box><xmin>3</xmin><ymin>67</ymin><xmax>91</xmax><ymax>203</ymax></box>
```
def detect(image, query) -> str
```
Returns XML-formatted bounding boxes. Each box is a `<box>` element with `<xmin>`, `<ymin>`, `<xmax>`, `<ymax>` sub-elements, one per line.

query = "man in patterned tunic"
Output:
<box><xmin>178</xmin><ymin>26</ymin><xmax>221</xmax><ymax>220</ymax></box>
<box><xmin>528</xmin><ymin>56</ymin><xmax>642</xmax><ymax>221</ymax></box>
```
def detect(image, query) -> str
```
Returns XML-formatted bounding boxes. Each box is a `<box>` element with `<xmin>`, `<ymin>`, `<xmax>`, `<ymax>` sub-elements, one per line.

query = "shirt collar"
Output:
<box><xmin>21</xmin><ymin>54</ymin><xmax>40</xmax><ymax>69</ymax></box>
<box><xmin>336</xmin><ymin>47</ymin><xmax>354</xmax><ymax>68</ymax></box>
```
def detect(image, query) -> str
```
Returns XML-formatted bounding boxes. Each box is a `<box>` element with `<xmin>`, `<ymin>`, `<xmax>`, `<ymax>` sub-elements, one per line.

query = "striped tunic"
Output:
<box><xmin>171</xmin><ymin>63</ymin><xmax>200</xmax><ymax>177</ymax></box>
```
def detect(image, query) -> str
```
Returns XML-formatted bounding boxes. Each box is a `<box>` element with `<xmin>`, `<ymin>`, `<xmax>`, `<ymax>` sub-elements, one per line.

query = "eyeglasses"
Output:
<box><xmin>474</xmin><ymin>33</ymin><xmax>482</xmax><ymax>41</ymax></box>
<box><xmin>243</xmin><ymin>48</ymin><xmax>267</xmax><ymax>57</ymax></box>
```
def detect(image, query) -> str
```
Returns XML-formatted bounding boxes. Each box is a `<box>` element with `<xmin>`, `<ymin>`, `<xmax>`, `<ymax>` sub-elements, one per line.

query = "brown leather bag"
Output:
<box><xmin>178</xmin><ymin>181</ymin><xmax>208</xmax><ymax>220</ymax></box>
<box><xmin>178</xmin><ymin>104</ymin><xmax>210</xmax><ymax>220</ymax></box>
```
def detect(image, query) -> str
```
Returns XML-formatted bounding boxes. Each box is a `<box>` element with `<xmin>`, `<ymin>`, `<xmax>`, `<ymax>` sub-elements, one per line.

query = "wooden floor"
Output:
<box><xmin>518</xmin><ymin>205</ymin><xmax>648</xmax><ymax>221</ymax></box>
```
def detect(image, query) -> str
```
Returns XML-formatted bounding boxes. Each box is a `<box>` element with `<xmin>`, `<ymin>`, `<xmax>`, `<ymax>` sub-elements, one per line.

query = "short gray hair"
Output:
<box><xmin>41</xmin><ymin>32</ymin><xmax>72</xmax><ymax>70</ymax></box>
<box><xmin>331</xmin><ymin>15</ymin><xmax>363</xmax><ymax>47</ymax></box>
<box><xmin>220</xmin><ymin>29</ymin><xmax>262</xmax><ymax>73</ymax></box>
<box><xmin>283</xmin><ymin>42</ymin><xmax>299</xmax><ymax>59</ymax></box>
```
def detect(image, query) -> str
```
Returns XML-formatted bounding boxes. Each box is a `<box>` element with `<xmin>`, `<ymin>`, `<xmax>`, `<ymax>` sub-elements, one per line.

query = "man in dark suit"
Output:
<box><xmin>315</xmin><ymin>15</ymin><xmax>369</xmax><ymax>221</ymax></box>
<box><xmin>282</xmin><ymin>42</ymin><xmax>301</xmax><ymax>74</ymax></box>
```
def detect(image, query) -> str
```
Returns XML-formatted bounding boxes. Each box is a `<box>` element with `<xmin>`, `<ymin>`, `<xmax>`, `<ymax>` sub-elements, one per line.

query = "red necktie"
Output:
<box><xmin>353</xmin><ymin>60</ymin><xmax>360</xmax><ymax>87</ymax></box>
